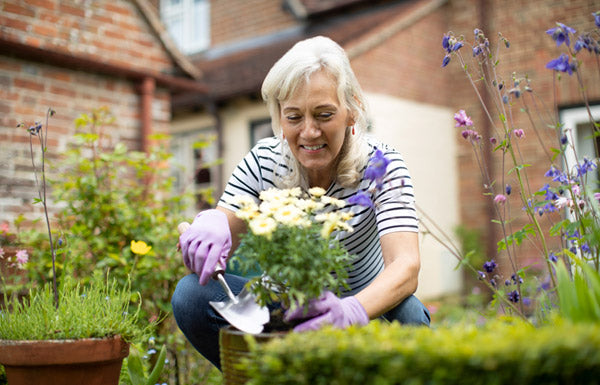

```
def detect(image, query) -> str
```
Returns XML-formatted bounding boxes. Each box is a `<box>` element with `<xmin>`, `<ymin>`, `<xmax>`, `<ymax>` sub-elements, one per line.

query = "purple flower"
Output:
<box><xmin>546</xmin><ymin>23</ymin><xmax>576</xmax><ymax>47</ymax></box>
<box><xmin>513</xmin><ymin>128</ymin><xmax>525</xmax><ymax>138</ymax></box>
<box><xmin>28</xmin><ymin>122</ymin><xmax>42</xmax><ymax>136</ymax></box>
<box><xmin>442</xmin><ymin>34</ymin><xmax>451</xmax><ymax>51</ymax></box>
<box><xmin>577</xmin><ymin>157</ymin><xmax>596</xmax><ymax>177</ymax></box>
<box><xmin>483</xmin><ymin>259</ymin><xmax>497</xmax><ymax>273</ymax></box>
<box><xmin>511</xmin><ymin>273</ymin><xmax>523</xmax><ymax>285</ymax></box>
<box><xmin>548</xmin><ymin>252</ymin><xmax>558</xmax><ymax>263</ymax></box>
<box><xmin>581</xmin><ymin>243</ymin><xmax>591</xmax><ymax>254</ymax></box>
<box><xmin>348</xmin><ymin>191</ymin><xmax>374</xmax><ymax>208</ymax></box>
<box><xmin>540</xmin><ymin>183</ymin><xmax>559</xmax><ymax>201</ymax></box>
<box><xmin>441</xmin><ymin>54</ymin><xmax>451</xmax><ymax>67</ymax></box>
<box><xmin>452</xmin><ymin>42</ymin><xmax>464</xmax><ymax>52</ymax></box>
<box><xmin>15</xmin><ymin>249</ymin><xmax>29</xmax><ymax>266</ymax></box>
<box><xmin>493</xmin><ymin>194</ymin><xmax>507</xmax><ymax>205</ymax></box>
<box><xmin>546</xmin><ymin>53</ymin><xmax>575</xmax><ymax>75</ymax></box>
<box><xmin>560</xmin><ymin>134</ymin><xmax>568</xmax><ymax>145</ymax></box>
<box><xmin>508</xmin><ymin>290</ymin><xmax>520</xmax><ymax>303</ymax></box>
<box><xmin>594</xmin><ymin>12</ymin><xmax>600</xmax><ymax>28</ymax></box>
<box><xmin>505</xmin><ymin>184</ymin><xmax>512</xmax><ymax>195</ymax></box>
<box><xmin>477</xmin><ymin>271</ymin><xmax>486</xmax><ymax>280</ymax></box>
<box><xmin>454</xmin><ymin>110</ymin><xmax>473</xmax><ymax>127</ymax></box>
<box><xmin>364</xmin><ymin>149</ymin><xmax>389</xmax><ymax>186</ymax></box>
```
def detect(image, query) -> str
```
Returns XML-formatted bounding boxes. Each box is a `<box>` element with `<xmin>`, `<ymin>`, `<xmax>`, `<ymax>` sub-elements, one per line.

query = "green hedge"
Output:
<box><xmin>245</xmin><ymin>318</ymin><xmax>600</xmax><ymax>385</ymax></box>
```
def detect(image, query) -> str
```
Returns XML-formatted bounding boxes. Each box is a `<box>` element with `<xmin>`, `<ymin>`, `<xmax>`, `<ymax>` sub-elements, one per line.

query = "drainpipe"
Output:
<box><xmin>478</xmin><ymin>0</ymin><xmax>496</xmax><ymax>260</ymax></box>
<box><xmin>208</xmin><ymin>101</ymin><xmax>224</xmax><ymax>201</ymax></box>
<box><xmin>140</xmin><ymin>77</ymin><xmax>155</xmax><ymax>153</ymax></box>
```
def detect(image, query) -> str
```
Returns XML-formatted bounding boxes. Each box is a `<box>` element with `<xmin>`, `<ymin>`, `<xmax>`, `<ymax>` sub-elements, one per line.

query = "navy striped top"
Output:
<box><xmin>218</xmin><ymin>136</ymin><xmax>418</xmax><ymax>296</ymax></box>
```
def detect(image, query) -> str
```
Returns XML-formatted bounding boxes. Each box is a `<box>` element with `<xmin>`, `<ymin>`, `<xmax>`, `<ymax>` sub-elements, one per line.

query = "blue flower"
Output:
<box><xmin>546</xmin><ymin>53</ymin><xmax>576</xmax><ymax>75</ymax></box>
<box><xmin>560</xmin><ymin>134</ymin><xmax>568</xmax><ymax>145</ymax></box>
<box><xmin>546</xmin><ymin>23</ymin><xmax>576</xmax><ymax>47</ymax></box>
<box><xmin>505</xmin><ymin>184</ymin><xmax>512</xmax><ymax>195</ymax></box>
<box><xmin>508</xmin><ymin>290</ymin><xmax>520</xmax><ymax>303</ymax></box>
<box><xmin>441</xmin><ymin>54</ymin><xmax>451</xmax><ymax>67</ymax></box>
<box><xmin>548</xmin><ymin>252</ymin><xmax>558</xmax><ymax>263</ymax></box>
<box><xmin>594</xmin><ymin>12</ymin><xmax>600</xmax><ymax>28</ymax></box>
<box><xmin>577</xmin><ymin>157</ymin><xmax>596</xmax><ymax>177</ymax></box>
<box><xmin>483</xmin><ymin>259</ymin><xmax>497</xmax><ymax>273</ymax></box>
<box><xmin>348</xmin><ymin>191</ymin><xmax>374</xmax><ymax>208</ymax></box>
<box><xmin>581</xmin><ymin>243</ymin><xmax>591</xmax><ymax>254</ymax></box>
<box><xmin>452</xmin><ymin>41</ymin><xmax>464</xmax><ymax>52</ymax></box>
<box><xmin>442</xmin><ymin>34</ymin><xmax>450</xmax><ymax>51</ymax></box>
<box><xmin>364</xmin><ymin>149</ymin><xmax>390</xmax><ymax>186</ymax></box>
<box><xmin>511</xmin><ymin>273</ymin><xmax>523</xmax><ymax>285</ymax></box>
<box><xmin>539</xmin><ymin>183</ymin><xmax>559</xmax><ymax>201</ymax></box>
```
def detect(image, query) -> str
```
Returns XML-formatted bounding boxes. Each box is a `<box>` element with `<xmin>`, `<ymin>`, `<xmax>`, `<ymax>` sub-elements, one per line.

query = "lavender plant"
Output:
<box><xmin>430</xmin><ymin>12</ymin><xmax>600</xmax><ymax>322</ymax></box>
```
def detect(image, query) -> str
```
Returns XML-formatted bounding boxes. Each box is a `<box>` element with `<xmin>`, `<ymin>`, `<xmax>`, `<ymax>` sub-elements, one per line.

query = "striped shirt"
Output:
<box><xmin>218</xmin><ymin>136</ymin><xmax>418</xmax><ymax>296</ymax></box>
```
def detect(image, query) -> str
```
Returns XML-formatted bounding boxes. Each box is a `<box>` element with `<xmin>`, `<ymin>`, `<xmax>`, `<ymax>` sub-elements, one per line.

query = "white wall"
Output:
<box><xmin>366</xmin><ymin>92</ymin><xmax>462</xmax><ymax>300</ymax></box>
<box><xmin>220</xmin><ymin>100</ymin><xmax>270</xmax><ymax>179</ymax></box>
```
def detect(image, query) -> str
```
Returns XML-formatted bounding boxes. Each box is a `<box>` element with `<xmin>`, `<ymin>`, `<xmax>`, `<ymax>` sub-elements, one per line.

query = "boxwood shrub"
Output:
<box><xmin>245</xmin><ymin>318</ymin><xmax>600</xmax><ymax>385</ymax></box>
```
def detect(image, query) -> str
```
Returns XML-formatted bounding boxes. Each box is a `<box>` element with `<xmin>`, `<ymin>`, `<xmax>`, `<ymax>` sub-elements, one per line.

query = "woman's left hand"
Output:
<box><xmin>284</xmin><ymin>291</ymin><xmax>369</xmax><ymax>332</ymax></box>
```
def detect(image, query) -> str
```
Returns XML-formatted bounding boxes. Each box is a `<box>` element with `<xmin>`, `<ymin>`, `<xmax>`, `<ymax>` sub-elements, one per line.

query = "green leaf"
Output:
<box><xmin>146</xmin><ymin>345</ymin><xmax>167</xmax><ymax>385</ymax></box>
<box><xmin>497</xmin><ymin>224</ymin><xmax>536</xmax><ymax>251</ymax></box>
<box><xmin>127</xmin><ymin>347</ymin><xmax>146</xmax><ymax>385</ymax></box>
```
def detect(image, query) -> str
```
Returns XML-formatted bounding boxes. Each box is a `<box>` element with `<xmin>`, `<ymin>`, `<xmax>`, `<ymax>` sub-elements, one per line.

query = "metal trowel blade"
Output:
<box><xmin>209</xmin><ymin>287</ymin><xmax>269</xmax><ymax>334</ymax></box>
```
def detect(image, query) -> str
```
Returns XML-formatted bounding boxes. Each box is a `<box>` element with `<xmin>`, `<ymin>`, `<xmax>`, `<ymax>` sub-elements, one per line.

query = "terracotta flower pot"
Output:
<box><xmin>219</xmin><ymin>326</ymin><xmax>285</xmax><ymax>385</ymax></box>
<box><xmin>0</xmin><ymin>336</ymin><xmax>129</xmax><ymax>385</ymax></box>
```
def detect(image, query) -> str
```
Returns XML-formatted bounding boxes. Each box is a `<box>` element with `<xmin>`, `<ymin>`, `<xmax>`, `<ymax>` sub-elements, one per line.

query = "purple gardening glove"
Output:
<box><xmin>179</xmin><ymin>209</ymin><xmax>232</xmax><ymax>285</ymax></box>
<box><xmin>284</xmin><ymin>291</ymin><xmax>369</xmax><ymax>332</ymax></box>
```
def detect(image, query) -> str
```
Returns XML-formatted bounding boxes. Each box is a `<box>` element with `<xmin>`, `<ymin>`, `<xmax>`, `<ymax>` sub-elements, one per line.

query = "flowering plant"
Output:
<box><xmin>0</xmin><ymin>108</ymin><xmax>149</xmax><ymax>343</ymax></box>
<box><xmin>229</xmin><ymin>187</ymin><xmax>354</xmax><ymax>313</ymax></box>
<box><xmin>431</xmin><ymin>12</ymin><xmax>600</xmax><ymax>323</ymax></box>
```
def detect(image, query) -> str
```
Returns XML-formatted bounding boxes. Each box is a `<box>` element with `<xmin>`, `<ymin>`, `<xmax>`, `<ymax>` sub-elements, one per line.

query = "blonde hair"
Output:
<box><xmin>261</xmin><ymin>36</ymin><xmax>370</xmax><ymax>189</ymax></box>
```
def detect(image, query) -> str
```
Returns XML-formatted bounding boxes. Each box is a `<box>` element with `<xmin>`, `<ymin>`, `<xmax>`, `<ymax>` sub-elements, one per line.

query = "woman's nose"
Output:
<box><xmin>301</xmin><ymin>117</ymin><xmax>320</xmax><ymax>138</ymax></box>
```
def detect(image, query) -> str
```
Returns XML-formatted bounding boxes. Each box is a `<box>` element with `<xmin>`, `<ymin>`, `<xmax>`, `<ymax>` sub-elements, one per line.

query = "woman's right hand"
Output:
<box><xmin>179</xmin><ymin>209</ymin><xmax>232</xmax><ymax>285</ymax></box>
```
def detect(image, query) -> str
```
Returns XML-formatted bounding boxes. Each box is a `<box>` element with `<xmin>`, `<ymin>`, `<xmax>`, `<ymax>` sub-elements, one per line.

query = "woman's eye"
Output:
<box><xmin>286</xmin><ymin>115</ymin><xmax>301</xmax><ymax>122</ymax></box>
<box><xmin>318</xmin><ymin>112</ymin><xmax>333</xmax><ymax>120</ymax></box>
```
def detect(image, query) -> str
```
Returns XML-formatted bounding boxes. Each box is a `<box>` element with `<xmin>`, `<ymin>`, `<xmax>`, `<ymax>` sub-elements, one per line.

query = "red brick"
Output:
<box><xmin>14</xmin><ymin>77</ymin><xmax>45</xmax><ymax>92</ymax></box>
<box><xmin>3</xmin><ymin>3</ymin><xmax>35</xmax><ymax>18</ymax></box>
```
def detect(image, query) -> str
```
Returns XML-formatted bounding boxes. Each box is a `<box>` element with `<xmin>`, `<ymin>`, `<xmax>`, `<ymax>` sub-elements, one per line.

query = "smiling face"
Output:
<box><xmin>280</xmin><ymin>70</ymin><xmax>353</xmax><ymax>188</ymax></box>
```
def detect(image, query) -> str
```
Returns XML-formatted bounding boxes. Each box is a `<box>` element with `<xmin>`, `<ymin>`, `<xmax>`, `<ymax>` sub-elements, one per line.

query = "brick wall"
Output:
<box><xmin>0</xmin><ymin>0</ymin><xmax>174</xmax><ymax>224</ymax></box>
<box><xmin>446</xmin><ymin>0</ymin><xmax>600</xmax><ymax>269</ymax></box>
<box><xmin>351</xmin><ymin>5</ymin><xmax>450</xmax><ymax>106</ymax></box>
<box><xmin>211</xmin><ymin>0</ymin><xmax>297</xmax><ymax>46</ymax></box>
<box><xmin>1</xmin><ymin>0</ymin><xmax>174</xmax><ymax>74</ymax></box>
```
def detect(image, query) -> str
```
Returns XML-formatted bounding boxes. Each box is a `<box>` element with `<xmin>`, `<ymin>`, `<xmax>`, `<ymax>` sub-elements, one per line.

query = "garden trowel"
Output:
<box><xmin>178</xmin><ymin>222</ymin><xmax>270</xmax><ymax>334</ymax></box>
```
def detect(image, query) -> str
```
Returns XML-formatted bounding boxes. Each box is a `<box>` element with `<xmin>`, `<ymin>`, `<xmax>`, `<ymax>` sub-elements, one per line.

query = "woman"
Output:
<box><xmin>172</xmin><ymin>36</ymin><xmax>430</xmax><ymax>369</ymax></box>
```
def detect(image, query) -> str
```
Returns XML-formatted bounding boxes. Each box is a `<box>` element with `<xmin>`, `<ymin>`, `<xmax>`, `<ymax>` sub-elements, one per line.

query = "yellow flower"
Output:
<box><xmin>249</xmin><ymin>216</ymin><xmax>277</xmax><ymax>239</ymax></box>
<box><xmin>320</xmin><ymin>195</ymin><xmax>346</xmax><ymax>208</ymax></box>
<box><xmin>274</xmin><ymin>204</ymin><xmax>304</xmax><ymax>226</ymax></box>
<box><xmin>308</xmin><ymin>187</ymin><xmax>326</xmax><ymax>197</ymax></box>
<box><xmin>130</xmin><ymin>240</ymin><xmax>152</xmax><ymax>255</ymax></box>
<box><xmin>320</xmin><ymin>220</ymin><xmax>337</xmax><ymax>239</ymax></box>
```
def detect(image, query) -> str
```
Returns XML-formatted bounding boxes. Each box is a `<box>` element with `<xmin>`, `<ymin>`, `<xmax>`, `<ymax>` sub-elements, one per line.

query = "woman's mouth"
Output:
<box><xmin>301</xmin><ymin>144</ymin><xmax>326</xmax><ymax>151</ymax></box>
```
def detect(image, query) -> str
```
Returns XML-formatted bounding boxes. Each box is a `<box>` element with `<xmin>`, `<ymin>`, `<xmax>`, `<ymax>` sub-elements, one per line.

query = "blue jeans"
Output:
<box><xmin>171</xmin><ymin>273</ymin><xmax>431</xmax><ymax>370</ymax></box>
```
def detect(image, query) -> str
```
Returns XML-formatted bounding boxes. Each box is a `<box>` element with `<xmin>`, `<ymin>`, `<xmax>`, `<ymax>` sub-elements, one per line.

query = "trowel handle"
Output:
<box><xmin>177</xmin><ymin>221</ymin><xmax>228</xmax><ymax>280</ymax></box>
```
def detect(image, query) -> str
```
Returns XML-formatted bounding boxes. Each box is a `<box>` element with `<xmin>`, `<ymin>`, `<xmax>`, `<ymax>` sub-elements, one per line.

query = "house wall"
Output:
<box><xmin>0</xmin><ymin>0</ymin><xmax>175</xmax><ymax>224</ymax></box>
<box><xmin>367</xmin><ymin>92</ymin><xmax>461</xmax><ymax>299</ymax></box>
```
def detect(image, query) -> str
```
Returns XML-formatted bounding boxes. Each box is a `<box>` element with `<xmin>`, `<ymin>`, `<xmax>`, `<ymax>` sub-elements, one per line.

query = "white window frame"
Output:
<box><xmin>160</xmin><ymin>0</ymin><xmax>210</xmax><ymax>54</ymax></box>
<box><xmin>560</xmin><ymin>104</ymin><xmax>600</xmax><ymax>185</ymax></box>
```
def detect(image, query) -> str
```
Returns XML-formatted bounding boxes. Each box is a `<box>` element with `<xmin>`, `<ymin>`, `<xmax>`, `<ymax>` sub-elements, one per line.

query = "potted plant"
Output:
<box><xmin>217</xmin><ymin>186</ymin><xmax>356</xmax><ymax>382</ymax></box>
<box><xmin>0</xmin><ymin>108</ymin><xmax>149</xmax><ymax>385</ymax></box>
